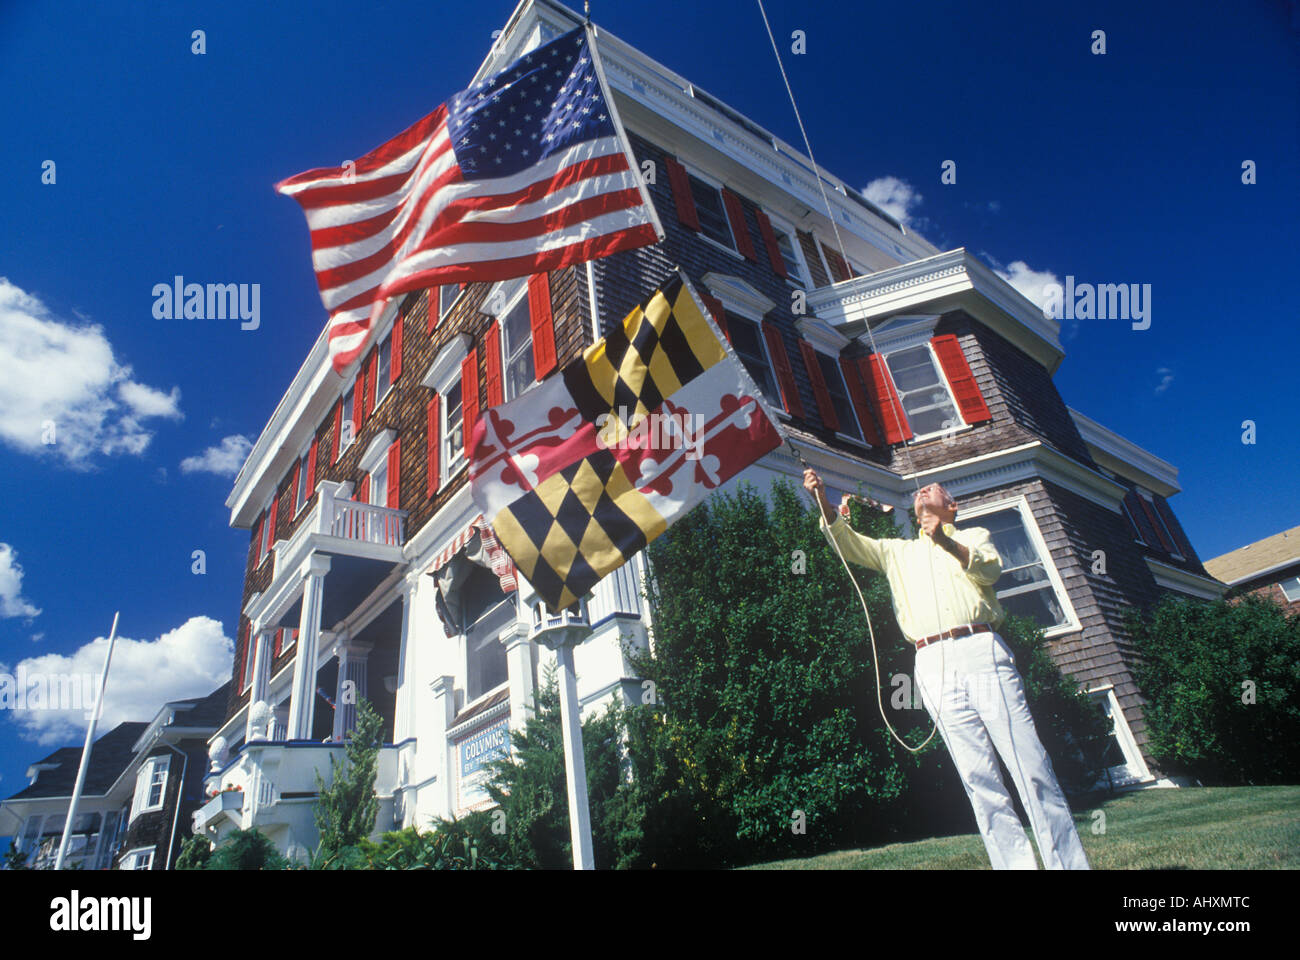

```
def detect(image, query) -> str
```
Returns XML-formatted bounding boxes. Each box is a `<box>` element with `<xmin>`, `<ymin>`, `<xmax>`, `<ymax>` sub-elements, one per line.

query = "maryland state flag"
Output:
<box><xmin>468</xmin><ymin>270</ymin><xmax>785</xmax><ymax>611</ymax></box>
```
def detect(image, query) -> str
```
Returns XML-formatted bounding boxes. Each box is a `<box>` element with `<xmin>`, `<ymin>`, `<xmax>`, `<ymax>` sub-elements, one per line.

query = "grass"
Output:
<box><xmin>741</xmin><ymin>785</ymin><xmax>1300</xmax><ymax>869</ymax></box>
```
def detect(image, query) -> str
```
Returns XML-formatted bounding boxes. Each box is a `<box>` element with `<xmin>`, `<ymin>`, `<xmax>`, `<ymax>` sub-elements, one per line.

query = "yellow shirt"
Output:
<box><xmin>819</xmin><ymin>514</ymin><xmax>1005</xmax><ymax>645</ymax></box>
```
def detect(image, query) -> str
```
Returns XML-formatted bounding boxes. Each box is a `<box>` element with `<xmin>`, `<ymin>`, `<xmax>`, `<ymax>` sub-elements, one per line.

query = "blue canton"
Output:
<box><xmin>447</xmin><ymin>26</ymin><xmax>613</xmax><ymax>180</ymax></box>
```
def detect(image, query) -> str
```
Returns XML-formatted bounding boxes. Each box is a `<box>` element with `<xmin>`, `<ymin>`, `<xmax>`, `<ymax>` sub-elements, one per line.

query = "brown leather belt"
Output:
<box><xmin>915</xmin><ymin>623</ymin><xmax>995</xmax><ymax>650</ymax></box>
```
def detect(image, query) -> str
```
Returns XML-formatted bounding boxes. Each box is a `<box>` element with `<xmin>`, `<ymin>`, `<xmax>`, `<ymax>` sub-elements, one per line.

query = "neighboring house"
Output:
<box><xmin>197</xmin><ymin>0</ymin><xmax>1225</xmax><ymax>860</ymax></box>
<box><xmin>0</xmin><ymin>683</ymin><xmax>228</xmax><ymax>870</ymax></box>
<box><xmin>1204</xmin><ymin>525</ymin><xmax>1300</xmax><ymax>616</ymax></box>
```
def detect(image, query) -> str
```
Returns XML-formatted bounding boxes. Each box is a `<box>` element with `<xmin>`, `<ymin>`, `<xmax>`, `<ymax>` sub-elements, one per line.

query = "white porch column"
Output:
<box><xmin>393</xmin><ymin>580</ymin><xmax>416</xmax><ymax>742</ymax></box>
<box><xmin>287</xmin><ymin>554</ymin><xmax>331</xmax><ymax>740</ymax></box>
<box><xmin>430</xmin><ymin>675</ymin><xmax>457</xmax><ymax>819</ymax></box>
<box><xmin>504</xmin><ymin>621</ymin><xmax>535</xmax><ymax>732</ymax></box>
<box><xmin>244</xmin><ymin>624</ymin><xmax>274</xmax><ymax>741</ymax></box>
<box><xmin>332</xmin><ymin>640</ymin><xmax>373</xmax><ymax>741</ymax></box>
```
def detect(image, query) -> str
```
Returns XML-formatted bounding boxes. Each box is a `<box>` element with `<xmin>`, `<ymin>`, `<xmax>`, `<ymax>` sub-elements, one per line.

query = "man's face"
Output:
<box><xmin>913</xmin><ymin>483</ymin><xmax>957</xmax><ymax>522</ymax></box>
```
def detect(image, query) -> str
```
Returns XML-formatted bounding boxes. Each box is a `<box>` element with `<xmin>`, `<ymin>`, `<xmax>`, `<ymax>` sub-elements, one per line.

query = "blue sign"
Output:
<box><xmin>457</xmin><ymin>716</ymin><xmax>511</xmax><ymax>810</ymax></box>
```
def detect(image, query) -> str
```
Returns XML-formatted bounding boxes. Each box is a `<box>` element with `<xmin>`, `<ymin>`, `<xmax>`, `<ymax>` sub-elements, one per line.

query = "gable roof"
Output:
<box><xmin>6</xmin><ymin>721</ymin><xmax>150</xmax><ymax>801</ymax></box>
<box><xmin>1204</xmin><ymin>525</ymin><xmax>1300</xmax><ymax>585</ymax></box>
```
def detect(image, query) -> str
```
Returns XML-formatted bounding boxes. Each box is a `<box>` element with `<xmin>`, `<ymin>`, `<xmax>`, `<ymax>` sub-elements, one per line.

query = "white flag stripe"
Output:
<box><xmin>386</xmin><ymin>207</ymin><xmax>652</xmax><ymax>278</ymax></box>
<box><xmin>459</xmin><ymin>170</ymin><xmax>642</xmax><ymax>226</ymax></box>
<box><xmin>277</xmin><ymin>127</ymin><xmax>442</xmax><ymax>198</ymax></box>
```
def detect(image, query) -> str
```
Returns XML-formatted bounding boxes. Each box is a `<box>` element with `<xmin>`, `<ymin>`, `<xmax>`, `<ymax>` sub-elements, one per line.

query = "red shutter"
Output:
<box><xmin>527</xmin><ymin>272</ymin><xmax>557</xmax><ymax>379</ymax></box>
<box><xmin>484</xmin><ymin>320</ymin><xmax>504</xmax><ymax>407</ymax></box>
<box><xmin>755</xmin><ymin>209</ymin><xmax>787</xmax><ymax>278</ymax></box>
<box><xmin>761</xmin><ymin>323</ymin><xmax>805</xmax><ymax>418</ymax></box>
<box><xmin>273</xmin><ymin>628</ymin><xmax>283</xmax><ymax>659</ymax></box>
<box><xmin>701</xmin><ymin>293</ymin><xmax>729</xmax><ymax>342</ymax></box>
<box><xmin>721</xmin><ymin>189</ymin><xmax>757</xmax><ymax>260</ymax></box>
<box><xmin>266</xmin><ymin>494</ymin><xmax>279</xmax><ymax>555</ymax></box>
<box><xmin>663</xmin><ymin>156</ymin><xmax>700</xmax><ymax>231</ymax></box>
<box><xmin>236</xmin><ymin>624</ymin><xmax>249</xmax><ymax>690</ymax></box>
<box><xmin>356</xmin><ymin>473</ymin><xmax>370</xmax><ymax>504</ymax></box>
<box><xmin>428</xmin><ymin>290</ymin><xmax>439</xmax><ymax>334</ymax></box>
<box><xmin>838</xmin><ymin>356</ymin><xmax>883</xmax><ymax>445</ymax></box>
<box><xmin>390</xmin><ymin>310</ymin><xmax>403</xmax><ymax>380</ymax></box>
<box><xmin>386</xmin><ymin>439</ymin><xmax>401</xmax><ymax>509</ymax></box>
<box><xmin>305</xmin><ymin>437</ymin><xmax>318</xmax><ymax>496</ymax></box>
<box><xmin>1137</xmin><ymin>495</ymin><xmax>1176</xmax><ymax>553</ymax></box>
<box><xmin>426</xmin><ymin>395</ymin><xmax>441</xmax><ymax>498</ymax></box>
<box><xmin>930</xmin><ymin>334</ymin><xmax>991</xmax><ymax>424</ymax></box>
<box><xmin>822</xmin><ymin>243</ymin><xmax>850</xmax><ymax>283</ymax></box>
<box><xmin>287</xmin><ymin>461</ymin><xmax>300</xmax><ymax>513</ymax></box>
<box><xmin>1153</xmin><ymin>497</ymin><xmax>1193</xmax><ymax>558</ymax></box>
<box><xmin>862</xmin><ymin>355</ymin><xmax>913</xmax><ymax>443</ymax></box>
<box><xmin>251</xmin><ymin>516</ymin><xmax>264</xmax><ymax>567</ymax></box>
<box><xmin>331</xmin><ymin>400</ymin><xmax>342</xmax><ymax>462</ymax></box>
<box><xmin>798</xmin><ymin>340</ymin><xmax>839</xmax><ymax>431</ymax></box>
<box><xmin>461</xmin><ymin>348</ymin><xmax>479</xmax><ymax>457</ymax></box>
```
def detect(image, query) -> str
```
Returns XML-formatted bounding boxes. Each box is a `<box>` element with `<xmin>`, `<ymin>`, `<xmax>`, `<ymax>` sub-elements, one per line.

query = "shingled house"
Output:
<box><xmin>1204</xmin><ymin>525</ymin><xmax>1300</xmax><ymax>616</ymax></box>
<box><xmin>1</xmin><ymin>683</ymin><xmax>226</xmax><ymax>870</ymax></box>
<box><xmin>197</xmin><ymin>0</ymin><xmax>1224</xmax><ymax>859</ymax></box>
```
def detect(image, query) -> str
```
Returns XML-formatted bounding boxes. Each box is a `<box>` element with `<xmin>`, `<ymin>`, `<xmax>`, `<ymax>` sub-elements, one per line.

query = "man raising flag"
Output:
<box><xmin>276</xmin><ymin>24</ymin><xmax>662</xmax><ymax>373</ymax></box>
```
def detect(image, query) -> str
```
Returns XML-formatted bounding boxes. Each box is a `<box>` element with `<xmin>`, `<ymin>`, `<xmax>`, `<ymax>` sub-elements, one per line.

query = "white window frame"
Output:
<box><xmin>1279</xmin><ymin>576</ymin><xmax>1300</xmax><ymax>602</ymax></box>
<box><xmin>438</xmin><ymin>283</ymin><xmax>463</xmax><ymax>325</ymax></box>
<box><xmin>293</xmin><ymin>443</ymin><xmax>312</xmax><ymax>517</ymax></box>
<box><xmin>258</xmin><ymin>501</ymin><xmax>273</xmax><ymax>566</ymax></box>
<box><xmin>242</xmin><ymin>628</ymin><xmax>257</xmax><ymax>692</ymax></box>
<box><xmin>681</xmin><ymin>163</ymin><xmax>740</xmax><ymax>258</ymax></box>
<box><xmin>1119</xmin><ymin>494</ymin><xmax>1147</xmax><ymax>546</ymax></box>
<box><xmin>813</xmin><ymin>349</ymin><xmax>869</xmax><ymax>447</ymax></box>
<box><xmin>372</xmin><ymin>301</ymin><xmax>399</xmax><ymax>412</ymax></box>
<box><xmin>1086</xmin><ymin>685</ymin><xmax>1151</xmax><ymax>787</ymax></box>
<box><xmin>358</xmin><ymin>429</ymin><xmax>396</xmax><ymax>509</ymax></box>
<box><xmin>424</xmin><ymin>334</ymin><xmax>472</xmax><ymax>492</ymax></box>
<box><xmin>719</xmin><ymin>307</ymin><xmax>786</xmax><ymax>418</ymax></box>
<box><xmin>120</xmin><ymin>846</ymin><xmax>156</xmax><ymax>871</ymax></box>
<box><xmin>337</xmin><ymin>378</ymin><xmax>359</xmax><ymax>460</ymax></box>
<box><xmin>489</xmin><ymin>277</ymin><xmax>535</xmax><ymax>403</ymax></box>
<box><xmin>882</xmin><ymin>341</ymin><xmax>967</xmax><ymax>444</ymax></box>
<box><xmin>953</xmin><ymin>494</ymin><xmax>1082</xmax><ymax>640</ymax></box>
<box><xmin>765</xmin><ymin>212</ymin><xmax>812</xmax><ymax>288</ymax></box>
<box><xmin>1136</xmin><ymin>489</ymin><xmax>1184</xmax><ymax>560</ymax></box>
<box><xmin>130</xmin><ymin>756</ymin><xmax>171</xmax><ymax>822</ymax></box>
<box><xmin>463</xmin><ymin>594</ymin><xmax>516</xmax><ymax>710</ymax></box>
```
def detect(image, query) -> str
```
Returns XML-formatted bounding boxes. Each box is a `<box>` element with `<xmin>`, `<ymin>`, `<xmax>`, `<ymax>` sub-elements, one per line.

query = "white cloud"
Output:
<box><xmin>861</xmin><ymin>176</ymin><xmax>924</xmax><ymax>226</ymax></box>
<box><xmin>180</xmin><ymin>434</ymin><xmax>253</xmax><ymax>477</ymax></box>
<box><xmin>3</xmin><ymin>615</ymin><xmax>232</xmax><ymax>745</ymax></box>
<box><xmin>0</xmin><ymin>278</ymin><xmax>183</xmax><ymax>466</ymax></box>
<box><xmin>0</xmin><ymin>544</ymin><xmax>41</xmax><ymax>619</ymax></box>
<box><xmin>1155</xmin><ymin>367</ymin><xmax>1174</xmax><ymax>395</ymax></box>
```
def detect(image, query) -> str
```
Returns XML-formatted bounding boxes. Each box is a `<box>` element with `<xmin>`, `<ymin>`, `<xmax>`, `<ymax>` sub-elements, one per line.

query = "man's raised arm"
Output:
<box><xmin>803</xmin><ymin>468</ymin><xmax>889</xmax><ymax>572</ymax></box>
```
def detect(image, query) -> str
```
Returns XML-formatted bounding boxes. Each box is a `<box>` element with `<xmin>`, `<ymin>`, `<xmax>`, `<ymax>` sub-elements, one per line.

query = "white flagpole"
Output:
<box><xmin>54</xmin><ymin>611</ymin><xmax>119</xmax><ymax>870</ymax></box>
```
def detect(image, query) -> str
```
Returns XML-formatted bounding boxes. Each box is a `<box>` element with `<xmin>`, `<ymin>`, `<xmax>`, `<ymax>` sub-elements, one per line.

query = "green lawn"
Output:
<box><xmin>741</xmin><ymin>785</ymin><xmax>1300</xmax><ymax>869</ymax></box>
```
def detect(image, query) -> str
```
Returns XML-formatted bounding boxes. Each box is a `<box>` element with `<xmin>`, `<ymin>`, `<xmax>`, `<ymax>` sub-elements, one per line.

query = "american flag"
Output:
<box><xmin>276</xmin><ymin>24</ymin><xmax>663</xmax><ymax>373</ymax></box>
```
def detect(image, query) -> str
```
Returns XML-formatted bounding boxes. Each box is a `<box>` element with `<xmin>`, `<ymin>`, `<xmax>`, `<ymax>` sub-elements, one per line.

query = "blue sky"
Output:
<box><xmin>1</xmin><ymin>0</ymin><xmax>1296</xmax><ymax>829</ymax></box>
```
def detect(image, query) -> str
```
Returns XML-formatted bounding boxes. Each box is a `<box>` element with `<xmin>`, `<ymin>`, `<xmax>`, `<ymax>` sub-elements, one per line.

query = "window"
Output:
<box><xmin>500</xmin><ymin>286</ymin><xmax>535</xmax><ymax>401</ymax></box>
<box><xmin>1087</xmin><ymin>688</ymin><xmax>1147</xmax><ymax>786</ymax></box>
<box><xmin>687</xmin><ymin>173</ymin><xmax>734</xmax><ymax>249</ymax></box>
<box><xmin>374</xmin><ymin>331</ymin><xmax>393</xmax><ymax>408</ymax></box>
<box><xmin>121</xmin><ymin>847</ymin><xmax>155</xmax><ymax>871</ymax></box>
<box><xmin>439</xmin><ymin>283</ymin><xmax>462</xmax><ymax>323</ymax></box>
<box><xmin>131</xmin><ymin>755</ymin><xmax>171</xmax><ymax>820</ymax></box>
<box><xmin>242</xmin><ymin>630</ymin><xmax>257</xmax><ymax>690</ymax></box>
<box><xmin>294</xmin><ymin>448</ymin><xmax>311</xmax><ymax>515</ymax></box>
<box><xmin>340</xmin><ymin>382</ymin><xmax>357</xmax><ymax>454</ymax></box>
<box><xmin>721</xmin><ymin>312</ymin><xmax>781</xmax><ymax>408</ymax></box>
<box><xmin>772</xmin><ymin>223</ymin><xmax>808</xmax><ymax>286</ymax></box>
<box><xmin>96</xmin><ymin>810</ymin><xmax>121</xmax><ymax>870</ymax></box>
<box><xmin>884</xmin><ymin>345</ymin><xmax>962</xmax><ymax>439</ymax></box>
<box><xmin>1279</xmin><ymin>576</ymin><xmax>1300</xmax><ymax>602</ymax></box>
<box><xmin>370</xmin><ymin>455</ymin><xmax>389</xmax><ymax>508</ymax></box>
<box><xmin>954</xmin><ymin>500</ymin><xmax>1078</xmax><ymax>636</ymax></box>
<box><xmin>815</xmin><ymin>352</ymin><xmax>863</xmax><ymax>441</ymax></box>
<box><xmin>1119</xmin><ymin>495</ymin><xmax>1146</xmax><ymax>545</ymax></box>
<box><xmin>1141</xmin><ymin>492</ymin><xmax>1184</xmax><ymax>559</ymax></box>
<box><xmin>461</xmin><ymin>565</ymin><xmax>513</xmax><ymax>702</ymax></box>
<box><xmin>259</xmin><ymin>507</ymin><xmax>273</xmax><ymax>562</ymax></box>
<box><xmin>442</xmin><ymin>378</ymin><xmax>465</xmax><ymax>485</ymax></box>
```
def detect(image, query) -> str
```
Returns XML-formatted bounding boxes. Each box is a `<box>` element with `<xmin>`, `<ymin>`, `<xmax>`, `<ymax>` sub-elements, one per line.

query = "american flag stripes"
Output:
<box><xmin>276</xmin><ymin>25</ymin><xmax>663</xmax><ymax>374</ymax></box>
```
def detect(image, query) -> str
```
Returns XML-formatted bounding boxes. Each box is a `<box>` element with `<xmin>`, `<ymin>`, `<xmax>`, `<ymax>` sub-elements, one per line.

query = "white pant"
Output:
<box><xmin>914</xmin><ymin>630</ymin><xmax>1091</xmax><ymax>870</ymax></box>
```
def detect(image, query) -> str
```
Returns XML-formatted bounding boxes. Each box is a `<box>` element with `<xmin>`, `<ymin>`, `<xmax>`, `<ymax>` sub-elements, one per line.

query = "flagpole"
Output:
<box><xmin>55</xmin><ymin>611</ymin><xmax>119</xmax><ymax>870</ymax></box>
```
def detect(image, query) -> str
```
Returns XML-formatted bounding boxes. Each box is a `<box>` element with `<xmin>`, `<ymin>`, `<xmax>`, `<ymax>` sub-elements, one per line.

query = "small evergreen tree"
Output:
<box><xmin>312</xmin><ymin>697</ymin><xmax>383</xmax><ymax>862</ymax></box>
<box><xmin>205</xmin><ymin>829</ymin><xmax>289</xmax><ymax>870</ymax></box>
<box><xmin>174</xmin><ymin>834</ymin><xmax>211</xmax><ymax>870</ymax></box>
<box><xmin>3</xmin><ymin>840</ymin><xmax>30</xmax><ymax>870</ymax></box>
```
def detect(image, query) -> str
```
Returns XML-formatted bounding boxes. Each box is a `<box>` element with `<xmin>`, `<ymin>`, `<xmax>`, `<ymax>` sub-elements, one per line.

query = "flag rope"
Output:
<box><xmin>755</xmin><ymin>0</ymin><xmax>951</xmax><ymax>754</ymax></box>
